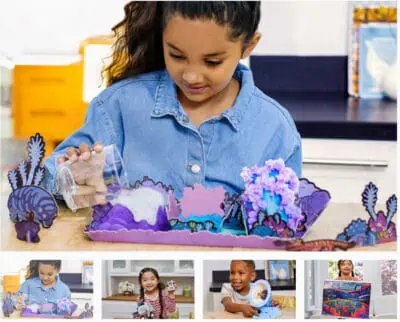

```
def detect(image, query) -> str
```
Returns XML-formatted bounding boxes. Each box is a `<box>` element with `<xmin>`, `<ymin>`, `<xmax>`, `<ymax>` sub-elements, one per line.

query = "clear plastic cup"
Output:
<box><xmin>57</xmin><ymin>144</ymin><xmax>129</xmax><ymax>211</ymax></box>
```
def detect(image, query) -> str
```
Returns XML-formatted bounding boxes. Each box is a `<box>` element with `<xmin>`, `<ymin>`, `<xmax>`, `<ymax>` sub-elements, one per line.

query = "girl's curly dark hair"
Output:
<box><xmin>104</xmin><ymin>1</ymin><xmax>261</xmax><ymax>86</ymax></box>
<box><xmin>25</xmin><ymin>260</ymin><xmax>62</xmax><ymax>280</ymax></box>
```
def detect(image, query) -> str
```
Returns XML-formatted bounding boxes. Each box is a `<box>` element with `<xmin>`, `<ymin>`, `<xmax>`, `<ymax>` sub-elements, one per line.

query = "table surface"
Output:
<box><xmin>206</xmin><ymin>309</ymin><xmax>296</xmax><ymax>319</ymax></box>
<box><xmin>1</xmin><ymin>202</ymin><xmax>396</xmax><ymax>251</ymax></box>
<box><xmin>103</xmin><ymin>294</ymin><xmax>194</xmax><ymax>303</ymax></box>
<box><xmin>2</xmin><ymin>308</ymin><xmax>88</xmax><ymax>319</ymax></box>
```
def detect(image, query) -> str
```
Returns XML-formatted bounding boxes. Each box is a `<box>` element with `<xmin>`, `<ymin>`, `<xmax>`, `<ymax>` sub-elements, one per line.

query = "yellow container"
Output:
<box><xmin>12</xmin><ymin>62</ymin><xmax>87</xmax><ymax>154</ymax></box>
<box><xmin>3</xmin><ymin>275</ymin><xmax>20</xmax><ymax>293</ymax></box>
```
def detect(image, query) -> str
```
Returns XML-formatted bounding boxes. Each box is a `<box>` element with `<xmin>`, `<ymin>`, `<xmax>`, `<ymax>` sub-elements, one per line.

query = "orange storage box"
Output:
<box><xmin>12</xmin><ymin>62</ymin><xmax>87</xmax><ymax>154</ymax></box>
<box><xmin>3</xmin><ymin>275</ymin><xmax>20</xmax><ymax>293</ymax></box>
<box><xmin>12</xmin><ymin>35</ymin><xmax>114</xmax><ymax>154</ymax></box>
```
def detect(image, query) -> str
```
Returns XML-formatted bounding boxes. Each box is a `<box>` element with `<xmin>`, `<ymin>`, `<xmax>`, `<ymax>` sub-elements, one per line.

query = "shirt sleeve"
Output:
<box><xmin>41</xmin><ymin>96</ymin><xmax>122</xmax><ymax>195</ymax></box>
<box><xmin>163</xmin><ymin>292</ymin><xmax>176</xmax><ymax>313</ymax></box>
<box><xmin>18</xmin><ymin>280</ymin><xmax>30</xmax><ymax>295</ymax></box>
<box><xmin>285</xmin><ymin>138</ymin><xmax>302</xmax><ymax>178</ymax></box>
<box><xmin>63</xmin><ymin>284</ymin><xmax>72</xmax><ymax>299</ymax></box>
<box><xmin>220</xmin><ymin>283</ymin><xmax>234</xmax><ymax>302</ymax></box>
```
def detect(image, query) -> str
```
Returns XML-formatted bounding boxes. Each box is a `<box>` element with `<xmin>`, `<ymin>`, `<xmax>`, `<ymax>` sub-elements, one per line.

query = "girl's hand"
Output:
<box><xmin>57</xmin><ymin>142</ymin><xmax>108</xmax><ymax>208</ymax></box>
<box><xmin>271</xmin><ymin>299</ymin><xmax>281</xmax><ymax>308</ymax></box>
<box><xmin>168</xmin><ymin>281</ymin><xmax>177</xmax><ymax>295</ymax></box>
<box><xmin>14</xmin><ymin>294</ymin><xmax>26</xmax><ymax>310</ymax></box>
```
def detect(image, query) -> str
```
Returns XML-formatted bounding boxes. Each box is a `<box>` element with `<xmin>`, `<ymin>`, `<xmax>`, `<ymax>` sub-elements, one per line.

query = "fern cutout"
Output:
<box><xmin>33</xmin><ymin>168</ymin><xmax>45</xmax><ymax>186</ymax></box>
<box><xmin>7</xmin><ymin>169</ymin><xmax>19</xmax><ymax>191</ymax></box>
<box><xmin>18</xmin><ymin>160</ymin><xmax>28</xmax><ymax>187</ymax></box>
<box><xmin>362</xmin><ymin>182</ymin><xmax>378</xmax><ymax>221</ymax></box>
<box><xmin>27</xmin><ymin>133</ymin><xmax>45</xmax><ymax>185</ymax></box>
<box><xmin>386</xmin><ymin>195</ymin><xmax>397</xmax><ymax>228</ymax></box>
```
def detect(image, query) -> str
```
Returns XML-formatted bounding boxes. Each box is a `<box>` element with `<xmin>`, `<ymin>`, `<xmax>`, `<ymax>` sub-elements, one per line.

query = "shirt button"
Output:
<box><xmin>182</xmin><ymin>116</ymin><xmax>190</xmax><ymax>124</ymax></box>
<box><xmin>191</xmin><ymin>164</ymin><xmax>201</xmax><ymax>174</ymax></box>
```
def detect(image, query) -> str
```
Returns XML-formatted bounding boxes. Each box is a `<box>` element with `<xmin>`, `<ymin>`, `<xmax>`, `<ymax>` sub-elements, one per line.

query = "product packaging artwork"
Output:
<box><xmin>322</xmin><ymin>280</ymin><xmax>371</xmax><ymax>319</ymax></box>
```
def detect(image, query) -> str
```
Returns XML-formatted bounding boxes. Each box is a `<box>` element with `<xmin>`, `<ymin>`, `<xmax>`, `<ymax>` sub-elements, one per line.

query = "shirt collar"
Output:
<box><xmin>32</xmin><ymin>276</ymin><xmax>60</xmax><ymax>291</ymax></box>
<box><xmin>152</xmin><ymin>63</ymin><xmax>255</xmax><ymax>131</ymax></box>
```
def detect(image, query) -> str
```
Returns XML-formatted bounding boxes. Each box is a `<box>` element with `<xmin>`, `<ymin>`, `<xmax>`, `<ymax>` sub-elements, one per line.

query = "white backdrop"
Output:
<box><xmin>1</xmin><ymin>259</ymin><xmax>84</xmax><ymax>274</ymax></box>
<box><xmin>1</xmin><ymin>0</ymin><xmax>349</xmax><ymax>57</ymax></box>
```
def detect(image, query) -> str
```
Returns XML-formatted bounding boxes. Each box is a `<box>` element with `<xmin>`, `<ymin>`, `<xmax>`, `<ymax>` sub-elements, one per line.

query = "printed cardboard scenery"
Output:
<box><xmin>6</xmin><ymin>133</ymin><xmax>397</xmax><ymax>251</ymax></box>
<box><xmin>2</xmin><ymin>292</ymin><xmax>93</xmax><ymax>319</ymax></box>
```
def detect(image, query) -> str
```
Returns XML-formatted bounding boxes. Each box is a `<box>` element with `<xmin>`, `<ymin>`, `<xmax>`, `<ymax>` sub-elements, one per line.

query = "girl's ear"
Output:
<box><xmin>242</xmin><ymin>32</ymin><xmax>261</xmax><ymax>59</ymax></box>
<box><xmin>251</xmin><ymin>271</ymin><xmax>257</xmax><ymax>281</ymax></box>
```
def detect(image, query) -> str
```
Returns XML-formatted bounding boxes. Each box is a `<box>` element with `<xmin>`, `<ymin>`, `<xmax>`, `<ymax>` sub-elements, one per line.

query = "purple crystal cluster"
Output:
<box><xmin>56</xmin><ymin>297</ymin><xmax>78</xmax><ymax>316</ymax></box>
<box><xmin>240</xmin><ymin>159</ymin><xmax>303</xmax><ymax>231</ymax></box>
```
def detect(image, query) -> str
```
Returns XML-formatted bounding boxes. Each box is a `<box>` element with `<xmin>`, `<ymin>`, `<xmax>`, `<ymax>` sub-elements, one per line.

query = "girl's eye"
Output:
<box><xmin>169</xmin><ymin>53</ymin><xmax>185</xmax><ymax>60</ymax></box>
<box><xmin>206</xmin><ymin>60</ymin><xmax>222</xmax><ymax>66</ymax></box>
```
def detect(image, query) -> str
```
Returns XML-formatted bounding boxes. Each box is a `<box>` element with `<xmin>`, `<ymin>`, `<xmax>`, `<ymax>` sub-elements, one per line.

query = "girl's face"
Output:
<box><xmin>38</xmin><ymin>264</ymin><xmax>59</xmax><ymax>286</ymax></box>
<box><xmin>141</xmin><ymin>272</ymin><xmax>159</xmax><ymax>293</ymax></box>
<box><xmin>163</xmin><ymin>16</ymin><xmax>259</xmax><ymax>105</ymax></box>
<box><xmin>339</xmin><ymin>261</ymin><xmax>353</xmax><ymax>276</ymax></box>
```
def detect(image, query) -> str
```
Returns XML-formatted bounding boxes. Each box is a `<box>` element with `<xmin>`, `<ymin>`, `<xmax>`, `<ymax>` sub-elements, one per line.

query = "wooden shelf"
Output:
<box><xmin>102</xmin><ymin>294</ymin><xmax>195</xmax><ymax>304</ymax></box>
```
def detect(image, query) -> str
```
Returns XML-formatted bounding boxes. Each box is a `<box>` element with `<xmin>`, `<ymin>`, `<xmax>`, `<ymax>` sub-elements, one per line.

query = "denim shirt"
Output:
<box><xmin>18</xmin><ymin>277</ymin><xmax>71</xmax><ymax>305</ymax></box>
<box><xmin>43</xmin><ymin>64</ymin><xmax>302</xmax><ymax>199</ymax></box>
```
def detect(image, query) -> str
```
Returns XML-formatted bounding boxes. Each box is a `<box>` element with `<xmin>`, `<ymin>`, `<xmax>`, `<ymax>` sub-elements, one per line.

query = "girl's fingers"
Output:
<box><xmin>93</xmin><ymin>142</ymin><xmax>103</xmax><ymax>153</ymax></box>
<box><xmin>57</xmin><ymin>156</ymin><xmax>68</xmax><ymax>164</ymax></box>
<box><xmin>79</xmin><ymin>143</ymin><xmax>91</xmax><ymax>161</ymax></box>
<box><xmin>66</xmin><ymin>147</ymin><xmax>79</xmax><ymax>162</ymax></box>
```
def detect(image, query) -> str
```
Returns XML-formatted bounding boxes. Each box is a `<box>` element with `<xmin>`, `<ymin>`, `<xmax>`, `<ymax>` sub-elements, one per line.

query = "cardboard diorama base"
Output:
<box><xmin>86</xmin><ymin>229</ymin><xmax>289</xmax><ymax>249</ymax></box>
<box><xmin>20</xmin><ymin>311</ymin><xmax>75</xmax><ymax>319</ymax></box>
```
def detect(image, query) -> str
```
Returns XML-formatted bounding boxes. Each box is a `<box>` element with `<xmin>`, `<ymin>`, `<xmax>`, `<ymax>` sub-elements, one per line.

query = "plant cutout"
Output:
<box><xmin>7</xmin><ymin>133</ymin><xmax>58</xmax><ymax>243</ymax></box>
<box><xmin>336</xmin><ymin>182</ymin><xmax>397</xmax><ymax>246</ymax></box>
<box><xmin>2</xmin><ymin>292</ymin><xmax>15</xmax><ymax>317</ymax></box>
<box><xmin>79</xmin><ymin>303</ymin><xmax>94</xmax><ymax>319</ymax></box>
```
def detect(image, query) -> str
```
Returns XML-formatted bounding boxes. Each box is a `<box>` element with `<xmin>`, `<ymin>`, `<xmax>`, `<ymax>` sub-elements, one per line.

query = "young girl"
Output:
<box><xmin>137</xmin><ymin>267</ymin><xmax>176</xmax><ymax>319</ymax></box>
<box><xmin>336</xmin><ymin>260</ymin><xmax>361</xmax><ymax>281</ymax></box>
<box><xmin>16</xmin><ymin>260</ymin><xmax>71</xmax><ymax>307</ymax></box>
<box><xmin>43</xmin><ymin>1</ymin><xmax>302</xmax><ymax>200</ymax></box>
